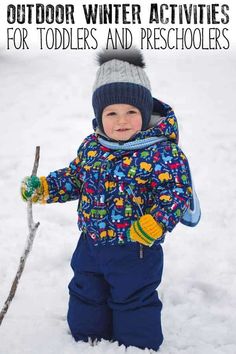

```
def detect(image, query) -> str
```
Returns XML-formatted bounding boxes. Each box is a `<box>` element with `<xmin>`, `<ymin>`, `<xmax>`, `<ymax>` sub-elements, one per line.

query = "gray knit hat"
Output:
<box><xmin>92</xmin><ymin>48</ymin><xmax>153</xmax><ymax>133</ymax></box>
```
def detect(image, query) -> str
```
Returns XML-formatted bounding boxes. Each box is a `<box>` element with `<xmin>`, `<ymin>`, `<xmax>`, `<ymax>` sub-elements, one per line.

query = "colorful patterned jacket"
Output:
<box><xmin>45</xmin><ymin>99</ymin><xmax>192</xmax><ymax>246</ymax></box>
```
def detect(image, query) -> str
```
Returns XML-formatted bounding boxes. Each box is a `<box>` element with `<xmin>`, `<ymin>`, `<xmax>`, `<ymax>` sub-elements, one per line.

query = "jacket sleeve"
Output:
<box><xmin>45</xmin><ymin>153</ymin><xmax>83</xmax><ymax>204</ymax></box>
<box><xmin>150</xmin><ymin>144</ymin><xmax>192</xmax><ymax>233</ymax></box>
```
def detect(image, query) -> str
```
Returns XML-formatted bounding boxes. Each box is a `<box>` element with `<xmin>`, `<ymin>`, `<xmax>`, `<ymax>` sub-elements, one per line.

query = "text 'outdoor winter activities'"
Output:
<box><xmin>7</xmin><ymin>3</ymin><xmax>229</xmax><ymax>25</ymax></box>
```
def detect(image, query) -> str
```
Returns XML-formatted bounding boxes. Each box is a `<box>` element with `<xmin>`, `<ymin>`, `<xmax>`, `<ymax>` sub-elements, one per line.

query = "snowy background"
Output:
<box><xmin>0</xmin><ymin>2</ymin><xmax>236</xmax><ymax>353</ymax></box>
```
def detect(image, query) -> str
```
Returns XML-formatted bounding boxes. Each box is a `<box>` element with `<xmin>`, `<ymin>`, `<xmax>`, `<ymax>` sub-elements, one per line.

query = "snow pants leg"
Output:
<box><xmin>67</xmin><ymin>235</ymin><xmax>163</xmax><ymax>351</ymax></box>
<box><xmin>106</xmin><ymin>242</ymin><xmax>164</xmax><ymax>351</ymax></box>
<box><xmin>67</xmin><ymin>236</ymin><xmax>112</xmax><ymax>341</ymax></box>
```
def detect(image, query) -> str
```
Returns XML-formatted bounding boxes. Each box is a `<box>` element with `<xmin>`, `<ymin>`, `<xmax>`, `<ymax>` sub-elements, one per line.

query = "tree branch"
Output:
<box><xmin>0</xmin><ymin>146</ymin><xmax>41</xmax><ymax>326</ymax></box>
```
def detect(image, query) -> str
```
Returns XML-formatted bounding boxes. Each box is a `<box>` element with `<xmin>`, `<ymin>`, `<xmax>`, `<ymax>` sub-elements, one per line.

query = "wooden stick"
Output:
<box><xmin>0</xmin><ymin>146</ymin><xmax>41</xmax><ymax>326</ymax></box>
<box><xmin>27</xmin><ymin>146</ymin><xmax>40</xmax><ymax>232</ymax></box>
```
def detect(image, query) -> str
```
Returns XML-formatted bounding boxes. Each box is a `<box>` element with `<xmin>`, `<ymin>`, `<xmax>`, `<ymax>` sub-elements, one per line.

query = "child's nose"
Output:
<box><xmin>117</xmin><ymin>114</ymin><xmax>128</xmax><ymax>124</ymax></box>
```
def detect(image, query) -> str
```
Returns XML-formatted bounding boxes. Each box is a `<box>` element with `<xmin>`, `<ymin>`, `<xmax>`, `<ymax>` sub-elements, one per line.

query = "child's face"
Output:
<box><xmin>102</xmin><ymin>104</ymin><xmax>142</xmax><ymax>141</ymax></box>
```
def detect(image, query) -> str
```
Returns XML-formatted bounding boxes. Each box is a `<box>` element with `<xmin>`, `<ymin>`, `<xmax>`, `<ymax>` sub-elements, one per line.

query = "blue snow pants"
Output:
<box><xmin>67</xmin><ymin>234</ymin><xmax>164</xmax><ymax>351</ymax></box>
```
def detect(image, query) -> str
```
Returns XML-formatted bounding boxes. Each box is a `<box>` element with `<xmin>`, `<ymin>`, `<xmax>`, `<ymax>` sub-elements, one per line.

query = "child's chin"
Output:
<box><xmin>113</xmin><ymin>132</ymin><xmax>133</xmax><ymax>141</ymax></box>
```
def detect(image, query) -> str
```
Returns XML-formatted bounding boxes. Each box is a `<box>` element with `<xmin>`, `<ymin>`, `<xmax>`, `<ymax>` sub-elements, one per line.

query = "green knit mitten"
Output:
<box><xmin>21</xmin><ymin>176</ymin><xmax>47</xmax><ymax>203</ymax></box>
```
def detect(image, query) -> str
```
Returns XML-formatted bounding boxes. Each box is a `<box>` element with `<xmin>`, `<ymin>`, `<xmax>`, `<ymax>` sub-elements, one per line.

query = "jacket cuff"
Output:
<box><xmin>150</xmin><ymin>204</ymin><xmax>178</xmax><ymax>233</ymax></box>
<box><xmin>39</xmin><ymin>176</ymin><xmax>49</xmax><ymax>203</ymax></box>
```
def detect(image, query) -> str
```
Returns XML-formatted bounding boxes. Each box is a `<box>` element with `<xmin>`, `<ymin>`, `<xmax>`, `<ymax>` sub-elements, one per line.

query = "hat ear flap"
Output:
<box><xmin>92</xmin><ymin>118</ymin><xmax>98</xmax><ymax>131</ymax></box>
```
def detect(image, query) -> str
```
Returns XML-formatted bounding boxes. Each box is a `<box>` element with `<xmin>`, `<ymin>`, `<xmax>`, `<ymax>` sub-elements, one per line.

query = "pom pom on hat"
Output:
<box><xmin>92</xmin><ymin>47</ymin><xmax>153</xmax><ymax>135</ymax></box>
<box><xmin>96</xmin><ymin>47</ymin><xmax>146</xmax><ymax>68</ymax></box>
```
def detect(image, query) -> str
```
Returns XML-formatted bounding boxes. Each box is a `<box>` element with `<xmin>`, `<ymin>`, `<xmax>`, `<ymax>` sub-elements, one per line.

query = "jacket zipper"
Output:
<box><xmin>127</xmin><ymin>185</ymin><xmax>145</xmax><ymax>259</ymax></box>
<box><xmin>139</xmin><ymin>244</ymin><xmax>144</xmax><ymax>259</ymax></box>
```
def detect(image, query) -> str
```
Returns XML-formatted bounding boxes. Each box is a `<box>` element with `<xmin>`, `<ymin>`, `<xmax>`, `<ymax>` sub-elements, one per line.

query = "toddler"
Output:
<box><xmin>21</xmin><ymin>48</ymin><xmax>200</xmax><ymax>351</ymax></box>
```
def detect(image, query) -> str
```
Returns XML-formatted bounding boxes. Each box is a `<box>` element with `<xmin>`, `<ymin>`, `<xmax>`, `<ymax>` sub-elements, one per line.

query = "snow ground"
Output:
<box><xmin>0</xmin><ymin>46</ymin><xmax>236</xmax><ymax>354</ymax></box>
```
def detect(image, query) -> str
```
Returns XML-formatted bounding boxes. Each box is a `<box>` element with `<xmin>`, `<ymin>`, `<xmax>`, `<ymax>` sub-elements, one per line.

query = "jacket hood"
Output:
<box><xmin>93</xmin><ymin>97</ymin><xmax>179</xmax><ymax>144</ymax></box>
<box><xmin>147</xmin><ymin>98</ymin><xmax>179</xmax><ymax>143</ymax></box>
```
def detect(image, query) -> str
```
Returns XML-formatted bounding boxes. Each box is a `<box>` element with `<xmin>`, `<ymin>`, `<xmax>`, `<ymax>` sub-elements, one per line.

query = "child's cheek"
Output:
<box><xmin>103</xmin><ymin>120</ymin><xmax>114</xmax><ymax>138</ymax></box>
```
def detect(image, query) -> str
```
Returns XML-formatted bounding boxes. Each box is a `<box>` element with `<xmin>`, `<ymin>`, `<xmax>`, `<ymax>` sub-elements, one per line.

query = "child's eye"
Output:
<box><xmin>128</xmin><ymin>110</ymin><xmax>138</xmax><ymax>115</ymax></box>
<box><xmin>106</xmin><ymin>112</ymin><xmax>116</xmax><ymax>116</ymax></box>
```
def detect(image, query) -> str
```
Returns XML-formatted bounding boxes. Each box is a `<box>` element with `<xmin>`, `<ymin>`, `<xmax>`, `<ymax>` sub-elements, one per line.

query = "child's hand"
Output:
<box><xmin>21</xmin><ymin>176</ymin><xmax>44</xmax><ymax>203</ymax></box>
<box><xmin>129</xmin><ymin>214</ymin><xmax>163</xmax><ymax>247</ymax></box>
